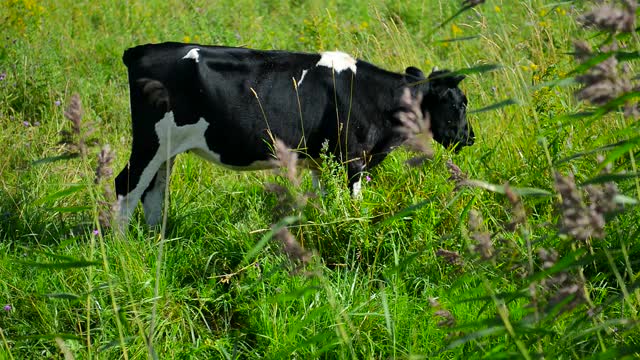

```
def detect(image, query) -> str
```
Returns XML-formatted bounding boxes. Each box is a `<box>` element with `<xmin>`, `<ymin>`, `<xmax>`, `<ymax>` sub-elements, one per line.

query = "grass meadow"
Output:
<box><xmin>1</xmin><ymin>0</ymin><xmax>639</xmax><ymax>358</ymax></box>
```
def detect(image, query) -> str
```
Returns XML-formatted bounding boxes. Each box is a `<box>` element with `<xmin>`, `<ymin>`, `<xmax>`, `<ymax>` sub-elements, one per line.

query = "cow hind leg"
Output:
<box><xmin>115</xmin><ymin>146</ymin><xmax>165</xmax><ymax>229</ymax></box>
<box><xmin>141</xmin><ymin>157</ymin><xmax>174</xmax><ymax>226</ymax></box>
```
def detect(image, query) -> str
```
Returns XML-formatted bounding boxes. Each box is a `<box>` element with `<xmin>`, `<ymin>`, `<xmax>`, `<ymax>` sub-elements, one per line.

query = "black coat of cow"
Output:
<box><xmin>115</xmin><ymin>42</ymin><xmax>474</xmax><ymax>226</ymax></box>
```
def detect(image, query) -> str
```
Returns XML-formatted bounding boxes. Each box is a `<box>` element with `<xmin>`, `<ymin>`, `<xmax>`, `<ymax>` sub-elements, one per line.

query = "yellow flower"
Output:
<box><xmin>494</xmin><ymin>5</ymin><xmax>501</xmax><ymax>13</ymax></box>
<box><xmin>193</xmin><ymin>35</ymin><xmax>201</xmax><ymax>42</ymax></box>
<box><xmin>530</xmin><ymin>63</ymin><xmax>538</xmax><ymax>70</ymax></box>
<box><xmin>451</xmin><ymin>24</ymin><xmax>463</xmax><ymax>36</ymax></box>
<box><xmin>360</xmin><ymin>21</ymin><xmax>369</xmax><ymax>29</ymax></box>
<box><xmin>183</xmin><ymin>35</ymin><xmax>191</xmax><ymax>43</ymax></box>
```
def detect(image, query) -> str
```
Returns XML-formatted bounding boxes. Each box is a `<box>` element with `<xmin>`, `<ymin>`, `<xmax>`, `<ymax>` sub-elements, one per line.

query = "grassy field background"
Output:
<box><xmin>1</xmin><ymin>0</ymin><xmax>639</xmax><ymax>358</ymax></box>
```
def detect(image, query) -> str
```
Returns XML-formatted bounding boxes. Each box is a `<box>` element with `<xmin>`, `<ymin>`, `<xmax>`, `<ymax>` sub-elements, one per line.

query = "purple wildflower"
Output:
<box><xmin>54</xmin><ymin>100</ymin><xmax>61</xmax><ymax>107</ymax></box>
<box><xmin>4</xmin><ymin>304</ymin><xmax>11</xmax><ymax>312</ymax></box>
<box><xmin>365</xmin><ymin>175</ymin><xmax>372</xmax><ymax>182</ymax></box>
<box><xmin>93</xmin><ymin>229</ymin><xmax>99</xmax><ymax>235</ymax></box>
<box><xmin>0</xmin><ymin>72</ymin><xmax>6</xmax><ymax>81</ymax></box>
<box><xmin>22</xmin><ymin>121</ymin><xmax>30</xmax><ymax>127</ymax></box>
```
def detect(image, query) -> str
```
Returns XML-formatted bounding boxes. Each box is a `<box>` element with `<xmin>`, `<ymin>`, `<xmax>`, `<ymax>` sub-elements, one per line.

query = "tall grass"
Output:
<box><xmin>1</xmin><ymin>0</ymin><xmax>639</xmax><ymax>358</ymax></box>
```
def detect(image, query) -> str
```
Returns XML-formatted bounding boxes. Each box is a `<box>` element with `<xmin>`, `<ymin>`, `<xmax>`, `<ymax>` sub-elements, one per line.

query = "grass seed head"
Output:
<box><xmin>504</xmin><ymin>183</ymin><xmax>526</xmax><ymax>230</ymax></box>
<box><xmin>95</xmin><ymin>144</ymin><xmax>114</xmax><ymax>185</ymax></box>
<box><xmin>535</xmin><ymin>248</ymin><xmax>585</xmax><ymax>315</ymax></box>
<box><xmin>554</xmin><ymin>162</ymin><xmax>622</xmax><ymax>242</ymax></box>
<box><xmin>548</xmin><ymin>283</ymin><xmax>586</xmax><ymax>314</ymax></box>
<box><xmin>574</xmin><ymin>2</ymin><xmax>638</xmax><ymax>115</ymax></box>
<box><xmin>273</xmin><ymin>226</ymin><xmax>311</xmax><ymax>265</ymax></box>
<box><xmin>64</xmin><ymin>94</ymin><xmax>83</xmax><ymax>136</ymax></box>
<box><xmin>436</xmin><ymin>248</ymin><xmax>463</xmax><ymax>266</ymax></box>
<box><xmin>537</xmin><ymin>248</ymin><xmax>559</xmax><ymax>270</ymax></box>
<box><xmin>271</xmin><ymin>138</ymin><xmax>300</xmax><ymax>187</ymax></box>
<box><xmin>434</xmin><ymin>309</ymin><xmax>456</xmax><ymax>328</ymax></box>
<box><xmin>554</xmin><ymin>171</ymin><xmax>605</xmax><ymax>241</ymax></box>
<box><xmin>573</xmin><ymin>40</ymin><xmax>593</xmax><ymax>63</ymax></box>
<box><xmin>394</xmin><ymin>88</ymin><xmax>433</xmax><ymax>166</ymax></box>
<box><xmin>95</xmin><ymin>144</ymin><xmax>117</xmax><ymax>229</ymax></box>
<box><xmin>575</xmin><ymin>54</ymin><xmax>632</xmax><ymax>106</ymax></box>
<box><xmin>447</xmin><ymin>159</ymin><xmax>468</xmax><ymax>190</ymax></box>
<box><xmin>62</xmin><ymin>93</ymin><xmax>95</xmax><ymax>157</ymax></box>
<box><xmin>468</xmin><ymin>210</ymin><xmax>494</xmax><ymax>260</ymax></box>
<box><xmin>579</xmin><ymin>0</ymin><xmax>637</xmax><ymax>33</ymax></box>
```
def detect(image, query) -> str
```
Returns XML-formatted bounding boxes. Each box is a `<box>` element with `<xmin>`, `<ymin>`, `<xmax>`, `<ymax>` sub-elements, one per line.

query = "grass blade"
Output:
<box><xmin>464</xmin><ymin>180</ymin><xmax>553</xmax><ymax>197</ymax></box>
<box><xmin>469</xmin><ymin>98</ymin><xmax>520</xmax><ymax>114</ymax></box>
<box><xmin>31</xmin><ymin>154</ymin><xmax>79</xmax><ymax>166</ymax></box>
<box><xmin>36</xmin><ymin>184</ymin><xmax>86</xmax><ymax>205</ymax></box>
<box><xmin>20</xmin><ymin>260</ymin><xmax>101</xmax><ymax>269</ymax></box>
<box><xmin>44</xmin><ymin>293</ymin><xmax>81</xmax><ymax>301</ymax></box>
<box><xmin>435</xmin><ymin>35</ymin><xmax>481</xmax><ymax>43</ymax></box>
<box><xmin>581</xmin><ymin>172</ymin><xmax>640</xmax><ymax>185</ymax></box>
<box><xmin>376</xmin><ymin>196</ymin><xmax>436</xmax><ymax>227</ymax></box>
<box><xmin>242</xmin><ymin>215</ymin><xmax>300</xmax><ymax>265</ymax></box>
<box><xmin>49</xmin><ymin>206</ymin><xmax>92</xmax><ymax>213</ymax></box>
<box><xmin>555</xmin><ymin>136</ymin><xmax>640</xmax><ymax>165</ymax></box>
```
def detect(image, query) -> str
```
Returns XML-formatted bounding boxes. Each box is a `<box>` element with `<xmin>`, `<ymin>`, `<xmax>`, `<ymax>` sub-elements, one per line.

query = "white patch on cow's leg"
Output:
<box><xmin>311</xmin><ymin>170</ymin><xmax>321</xmax><ymax>190</ymax></box>
<box><xmin>182</xmin><ymin>48</ymin><xmax>200</xmax><ymax>63</ymax></box>
<box><xmin>117</xmin><ymin>112</ymin><xmax>193</xmax><ymax>228</ymax></box>
<box><xmin>298</xmin><ymin>69</ymin><xmax>308</xmax><ymax>85</ymax></box>
<box><xmin>142</xmin><ymin>158</ymin><xmax>174</xmax><ymax>226</ymax></box>
<box><xmin>310</xmin><ymin>169</ymin><xmax>327</xmax><ymax>196</ymax></box>
<box><xmin>117</xmin><ymin>156</ymin><xmax>165</xmax><ymax>228</ymax></box>
<box><xmin>352</xmin><ymin>175</ymin><xmax>363</xmax><ymax>199</ymax></box>
<box><xmin>316</xmin><ymin>51</ymin><xmax>357</xmax><ymax>74</ymax></box>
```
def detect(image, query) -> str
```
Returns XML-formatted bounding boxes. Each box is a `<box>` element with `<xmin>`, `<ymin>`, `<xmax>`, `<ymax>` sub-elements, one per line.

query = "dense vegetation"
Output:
<box><xmin>1</xmin><ymin>0</ymin><xmax>639</xmax><ymax>358</ymax></box>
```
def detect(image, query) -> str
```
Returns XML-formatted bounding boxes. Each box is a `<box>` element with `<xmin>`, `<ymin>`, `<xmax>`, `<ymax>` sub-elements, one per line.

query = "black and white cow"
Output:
<box><xmin>115</xmin><ymin>42</ymin><xmax>474</xmax><ymax>227</ymax></box>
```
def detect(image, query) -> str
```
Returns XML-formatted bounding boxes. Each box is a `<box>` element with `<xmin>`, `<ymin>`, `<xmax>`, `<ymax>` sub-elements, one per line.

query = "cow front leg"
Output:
<box><xmin>347</xmin><ymin>159</ymin><xmax>366</xmax><ymax>199</ymax></box>
<box><xmin>141</xmin><ymin>157</ymin><xmax>174</xmax><ymax>226</ymax></box>
<box><xmin>310</xmin><ymin>169</ymin><xmax>329</xmax><ymax>196</ymax></box>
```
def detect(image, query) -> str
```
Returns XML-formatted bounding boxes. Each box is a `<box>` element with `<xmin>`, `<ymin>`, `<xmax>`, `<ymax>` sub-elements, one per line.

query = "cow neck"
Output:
<box><xmin>353</xmin><ymin>61</ymin><xmax>408</xmax><ymax>117</ymax></box>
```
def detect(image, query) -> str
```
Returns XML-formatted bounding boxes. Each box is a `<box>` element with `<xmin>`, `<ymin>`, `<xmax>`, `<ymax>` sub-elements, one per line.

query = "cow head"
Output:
<box><xmin>405</xmin><ymin>67</ymin><xmax>474</xmax><ymax>152</ymax></box>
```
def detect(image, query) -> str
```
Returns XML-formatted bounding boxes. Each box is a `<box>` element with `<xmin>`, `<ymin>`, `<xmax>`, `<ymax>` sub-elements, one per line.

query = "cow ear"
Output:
<box><xmin>405</xmin><ymin>66</ymin><xmax>425</xmax><ymax>79</ymax></box>
<box><xmin>451</xmin><ymin>74</ymin><xmax>465</xmax><ymax>86</ymax></box>
<box><xmin>429</xmin><ymin>69</ymin><xmax>465</xmax><ymax>87</ymax></box>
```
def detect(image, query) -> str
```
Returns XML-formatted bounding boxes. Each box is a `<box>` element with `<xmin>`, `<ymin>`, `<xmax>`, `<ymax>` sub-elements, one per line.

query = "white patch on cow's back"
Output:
<box><xmin>316</xmin><ymin>51</ymin><xmax>357</xmax><ymax>74</ymax></box>
<box><xmin>297</xmin><ymin>69</ymin><xmax>309</xmax><ymax>86</ymax></box>
<box><xmin>182</xmin><ymin>48</ymin><xmax>200</xmax><ymax>63</ymax></box>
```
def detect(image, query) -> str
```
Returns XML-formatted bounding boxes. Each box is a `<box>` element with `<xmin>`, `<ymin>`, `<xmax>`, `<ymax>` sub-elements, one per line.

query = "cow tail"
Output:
<box><xmin>136</xmin><ymin>78</ymin><xmax>171</xmax><ymax>113</ymax></box>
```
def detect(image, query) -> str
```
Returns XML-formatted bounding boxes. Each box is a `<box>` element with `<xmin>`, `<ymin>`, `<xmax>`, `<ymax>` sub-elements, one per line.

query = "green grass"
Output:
<box><xmin>1</xmin><ymin>0</ymin><xmax>639</xmax><ymax>358</ymax></box>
